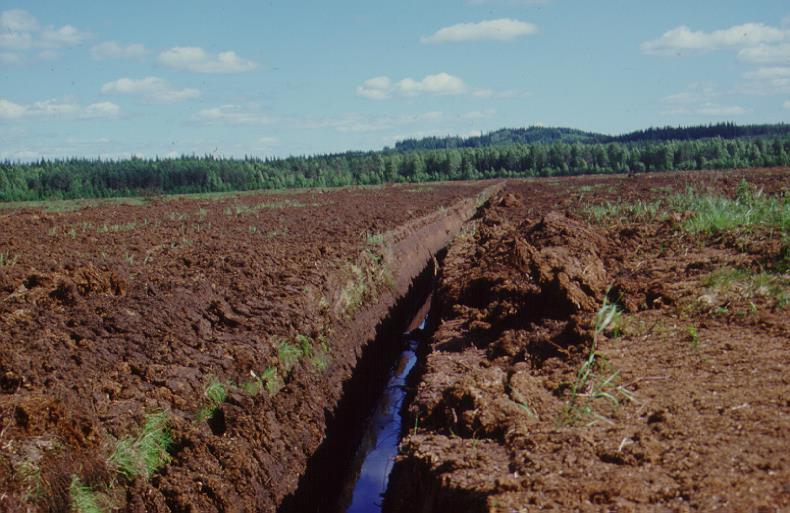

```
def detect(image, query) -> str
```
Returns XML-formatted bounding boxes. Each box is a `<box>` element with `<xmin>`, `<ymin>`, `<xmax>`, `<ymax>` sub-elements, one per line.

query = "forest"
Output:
<box><xmin>1</xmin><ymin>123</ymin><xmax>789</xmax><ymax>201</ymax></box>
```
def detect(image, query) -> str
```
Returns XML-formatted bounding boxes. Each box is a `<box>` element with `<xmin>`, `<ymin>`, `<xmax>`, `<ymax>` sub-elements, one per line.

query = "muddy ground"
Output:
<box><xmin>386</xmin><ymin>168</ymin><xmax>789</xmax><ymax>512</ymax></box>
<box><xmin>0</xmin><ymin>182</ymin><xmax>493</xmax><ymax>512</ymax></box>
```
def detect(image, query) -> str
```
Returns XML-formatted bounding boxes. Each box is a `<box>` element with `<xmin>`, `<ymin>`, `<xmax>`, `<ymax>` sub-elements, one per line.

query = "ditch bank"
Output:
<box><xmin>274</xmin><ymin>182</ymin><xmax>503</xmax><ymax>512</ymax></box>
<box><xmin>382</xmin><ymin>192</ymin><xmax>612</xmax><ymax>512</ymax></box>
<box><xmin>0</xmin><ymin>183</ymin><xmax>500</xmax><ymax>513</ymax></box>
<box><xmin>382</xmin><ymin>176</ymin><xmax>790</xmax><ymax>512</ymax></box>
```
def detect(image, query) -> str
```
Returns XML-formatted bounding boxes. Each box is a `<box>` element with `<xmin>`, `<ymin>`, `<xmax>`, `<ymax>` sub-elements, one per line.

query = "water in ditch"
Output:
<box><xmin>334</xmin><ymin>319</ymin><xmax>425</xmax><ymax>513</ymax></box>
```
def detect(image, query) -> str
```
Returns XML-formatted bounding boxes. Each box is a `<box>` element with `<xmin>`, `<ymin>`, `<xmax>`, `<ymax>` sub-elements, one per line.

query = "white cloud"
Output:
<box><xmin>158</xmin><ymin>46</ymin><xmax>258</xmax><ymax>73</ymax></box>
<box><xmin>0</xmin><ymin>9</ymin><xmax>38</xmax><ymax>32</ymax></box>
<box><xmin>84</xmin><ymin>101</ymin><xmax>120</xmax><ymax>118</ymax></box>
<box><xmin>737</xmin><ymin>43</ymin><xmax>790</xmax><ymax>63</ymax></box>
<box><xmin>0</xmin><ymin>30</ymin><xmax>31</xmax><ymax>49</ymax></box>
<box><xmin>356</xmin><ymin>76</ymin><xmax>392</xmax><ymax>100</ymax></box>
<box><xmin>0</xmin><ymin>98</ymin><xmax>27</xmax><ymax>119</ymax></box>
<box><xmin>193</xmin><ymin>104</ymin><xmax>274</xmax><ymax>124</ymax></box>
<box><xmin>784</xmin><ymin>100</ymin><xmax>790</xmax><ymax>109</ymax></box>
<box><xmin>0</xmin><ymin>97</ymin><xmax>119</xmax><ymax>120</ymax></box>
<box><xmin>642</xmin><ymin>23</ymin><xmax>788</xmax><ymax>55</ymax></box>
<box><xmin>39</xmin><ymin>25</ymin><xmax>89</xmax><ymax>48</ymax></box>
<box><xmin>0</xmin><ymin>9</ymin><xmax>89</xmax><ymax>60</ymax></box>
<box><xmin>740</xmin><ymin>66</ymin><xmax>790</xmax><ymax>95</ymax></box>
<box><xmin>101</xmin><ymin>77</ymin><xmax>200</xmax><ymax>103</ymax></box>
<box><xmin>421</xmin><ymin>19</ymin><xmax>538</xmax><ymax>43</ymax></box>
<box><xmin>90</xmin><ymin>41</ymin><xmax>146</xmax><ymax>60</ymax></box>
<box><xmin>356</xmin><ymin>73</ymin><xmax>467</xmax><ymax>99</ymax></box>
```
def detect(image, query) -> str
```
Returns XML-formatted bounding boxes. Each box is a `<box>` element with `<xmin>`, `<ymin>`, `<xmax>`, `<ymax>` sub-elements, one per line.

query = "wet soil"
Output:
<box><xmin>385</xmin><ymin>168</ymin><xmax>790</xmax><ymax>512</ymax></box>
<box><xmin>0</xmin><ymin>182</ymin><xmax>495</xmax><ymax>512</ymax></box>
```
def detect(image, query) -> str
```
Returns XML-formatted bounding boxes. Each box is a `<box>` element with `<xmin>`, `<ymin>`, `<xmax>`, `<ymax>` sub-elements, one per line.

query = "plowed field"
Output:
<box><xmin>386</xmin><ymin>168</ymin><xmax>789</xmax><ymax>513</ymax></box>
<box><xmin>0</xmin><ymin>182</ymin><xmax>492</xmax><ymax>512</ymax></box>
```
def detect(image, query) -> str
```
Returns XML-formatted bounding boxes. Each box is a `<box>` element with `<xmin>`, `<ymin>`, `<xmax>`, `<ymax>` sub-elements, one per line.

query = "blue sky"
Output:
<box><xmin>1</xmin><ymin>0</ymin><xmax>789</xmax><ymax>160</ymax></box>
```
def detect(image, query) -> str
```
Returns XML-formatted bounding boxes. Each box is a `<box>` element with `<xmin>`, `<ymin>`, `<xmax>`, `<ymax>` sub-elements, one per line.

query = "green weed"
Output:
<box><xmin>702</xmin><ymin>267</ymin><xmax>788</xmax><ymax>309</ymax></box>
<box><xmin>278</xmin><ymin>340</ymin><xmax>303</xmax><ymax>373</ymax></box>
<box><xmin>69</xmin><ymin>477</ymin><xmax>105</xmax><ymax>513</ymax></box>
<box><xmin>366</xmin><ymin>232</ymin><xmax>385</xmax><ymax>246</ymax></box>
<box><xmin>295</xmin><ymin>334</ymin><xmax>313</xmax><ymax>358</ymax></box>
<box><xmin>240</xmin><ymin>377</ymin><xmax>262</xmax><ymax>396</ymax></box>
<box><xmin>261</xmin><ymin>366</ymin><xmax>282</xmax><ymax>395</ymax></box>
<box><xmin>561</xmin><ymin>298</ymin><xmax>634</xmax><ymax>425</ymax></box>
<box><xmin>687</xmin><ymin>325</ymin><xmax>700</xmax><ymax>349</ymax></box>
<box><xmin>196</xmin><ymin>377</ymin><xmax>227</xmax><ymax>422</ymax></box>
<box><xmin>309</xmin><ymin>338</ymin><xmax>331</xmax><ymax>372</ymax></box>
<box><xmin>109</xmin><ymin>412</ymin><xmax>172</xmax><ymax>480</ymax></box>
<box><xmin>18</xmin><ymin>461</ymin><xmax>42</xmax><ymax>501</ymax></box>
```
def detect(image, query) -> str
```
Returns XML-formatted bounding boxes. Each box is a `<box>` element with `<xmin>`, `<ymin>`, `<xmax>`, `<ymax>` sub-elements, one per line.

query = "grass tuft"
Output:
<box><xmin>69</xmin><ymin>476</ymin><xmax>105</xmax><ymax>513</ymax></box>
<box><xmin>278</xmin><ymin>340</ymin><xmax>303</xmax><ymax>372</ymax></box>
<box><xmin>109</xmin><ymin>412</ymin><xmax>172</xmax><ymax>480</ymax></box>
<box><xmin>196</xmin><ymin>377</ymin><xmax>227</xmax><ymax>422</ymax></box>
<box><xmin>261</xmin><ymin>366</ymin><xmax>283</xmax><ymax>395</ymax></box>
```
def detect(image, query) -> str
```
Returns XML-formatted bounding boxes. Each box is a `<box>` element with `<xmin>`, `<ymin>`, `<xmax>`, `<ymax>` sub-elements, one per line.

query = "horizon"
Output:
<box><xmin>1</xmin><ymin>1</ymin><xmax>789</xmax><ymax>161</ymax></box>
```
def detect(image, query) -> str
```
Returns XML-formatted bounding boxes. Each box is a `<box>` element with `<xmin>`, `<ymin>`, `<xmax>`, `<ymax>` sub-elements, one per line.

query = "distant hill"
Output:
<box><xmin>392</xmin><ymin>122</ymin><xmax>790</xmax><ymax>151</ymax></box>
<box><xmin>393</xmin><ymin>126</ymin><xmax>607</xmax><ymax>151</ymax></box>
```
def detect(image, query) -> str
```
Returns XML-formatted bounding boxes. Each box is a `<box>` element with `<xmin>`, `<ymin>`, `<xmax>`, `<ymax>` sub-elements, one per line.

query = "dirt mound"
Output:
<box><xmin>437</xmin><ymin>209</ymin><xmax>607</xmax><ymax>364</ymax></box>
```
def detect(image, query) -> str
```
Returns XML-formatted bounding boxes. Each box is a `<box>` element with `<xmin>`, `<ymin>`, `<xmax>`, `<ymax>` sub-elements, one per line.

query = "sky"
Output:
<box><xmin>1</xmin><ymin>0</ymin><xmax>789</xmax><ymax>160</ymax></box>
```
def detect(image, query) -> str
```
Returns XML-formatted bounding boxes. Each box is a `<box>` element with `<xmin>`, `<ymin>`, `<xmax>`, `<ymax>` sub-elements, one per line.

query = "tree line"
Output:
<box><xmin>1</xmin><ymin>130</ymin><xmax>789</xmax><ymax>202</ymax></box>
<box><xmin>393</xmin><ymin>122</ymin><xmax>790</xmax><ymax>151</ymax></box>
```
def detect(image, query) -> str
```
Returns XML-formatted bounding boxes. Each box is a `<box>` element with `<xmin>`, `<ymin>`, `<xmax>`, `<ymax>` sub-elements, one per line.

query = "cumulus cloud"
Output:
<box><xmin>356</xmin><ymin>73</ymin><xmax>467</xmax><ymax>99</ymax></box>
<box><xmin>0</xmin><ymin>9</ymin><xmax>39</xmax><ymax>32</ymax></box>
<box><xmin>158</xmin><ymin>46</ymin><xmax>258</xmax><ymax>73</ymax></box>
<box><xmin>193</xmin><ymin>104</ymin><xmax>275</xmax><ymax>124</ymax></box>
<box><xmin>38</xmin><ymin>25</ymin><xmax>89</xmax><ymax>48</ymax></box>
<box><xmin>101</xmin><ymin>77</ymin><xmax>200</xmax><ymax>103</ymax></box>
<box><xmin>642</xmin><ymin>23</ymin><xmax>785</xmax><ymax>55</ymax></box>
<box><xmin>0</xmin><ymin>97</ymin><xmax>119</xmax><ymax>120</ymax></box>
<box><xmin>738</xmin><ymin>43</ymin><xmax>790</xmax><ymax>63</ymax></box>
<box><xmin>0</xmin><ymin>98</ymin><xmax>27</xmax><ymax>119</ymax></box>
<box><xmin>0</xmin><ymin>9</ymin><xmax>89</xmax><ymax>62</ymax></box>
<box><xmin>421</xmin><ymin>19</ymin><xmax>538</xmax><ymax>43</ymax></box>
<box><xmin>90</xmin><ymin>41</ymin><xmax>146</xmax><ymax>60</ymax></box>
<box><xmin>740</xmin><ymin>66</ymin><xmax>790</xmax><ymax>95</ymax></box>
<box><xmin>84</xmin><ymin>101</ymin><xmax>121</xmax><ymax>118</ymax></box>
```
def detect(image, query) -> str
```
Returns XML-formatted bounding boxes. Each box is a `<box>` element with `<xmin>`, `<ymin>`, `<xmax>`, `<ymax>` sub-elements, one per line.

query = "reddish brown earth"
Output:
<box><xmin>0</xmin><ymin>182</ymin><xmax>496</xmax><ymax>512</ymax></box>
<box><xmin>386</xmin><ymin>168</ymin><xmax>789</xmax><ymax>512</ymax></box>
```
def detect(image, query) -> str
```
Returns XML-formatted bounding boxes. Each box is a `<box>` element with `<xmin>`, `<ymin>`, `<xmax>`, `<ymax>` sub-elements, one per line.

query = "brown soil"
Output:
<box><xmin>0</xmin><ymin>182</ymin><xmax>497</xmax><ymax>512</ymax></box>
<box><xmin>385</xmin><ymin>168</ymin><xmax>790</xmax><ymax>512</ymax></box>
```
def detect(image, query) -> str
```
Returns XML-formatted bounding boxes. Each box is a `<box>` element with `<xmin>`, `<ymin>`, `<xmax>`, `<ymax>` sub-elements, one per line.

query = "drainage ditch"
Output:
<box><xmin>278</xmin><ymin>251</ymin><xmax>442</xmax><ymax>513</ymax></box>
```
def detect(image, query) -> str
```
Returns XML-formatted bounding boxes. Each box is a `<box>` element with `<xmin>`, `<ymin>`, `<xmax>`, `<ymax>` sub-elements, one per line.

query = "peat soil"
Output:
<box><xmin>0</xmin><ymin>182</ymin><xmax>493</xmax><ymax>512</ymax></box>
<box><xmin>385</xmin><ymin>168</ymin><xmax>789</xmax><ymax>512</ymax></box>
